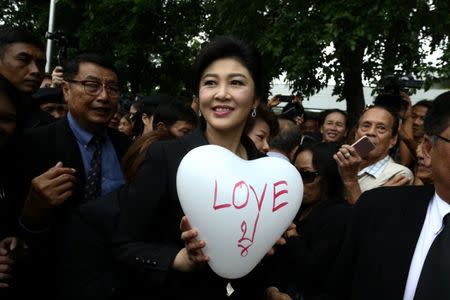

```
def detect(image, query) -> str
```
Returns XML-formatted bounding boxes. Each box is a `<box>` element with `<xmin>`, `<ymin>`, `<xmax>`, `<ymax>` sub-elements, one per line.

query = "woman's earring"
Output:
<box><xmin>198</xmin><ymin>110</ymin><xmax>202</xmax><ymax>117</ymax></box>
<box><xmin>251</xmin><ymin>107</ymin><xmax>256</xmax><ymax>118</ymax></box>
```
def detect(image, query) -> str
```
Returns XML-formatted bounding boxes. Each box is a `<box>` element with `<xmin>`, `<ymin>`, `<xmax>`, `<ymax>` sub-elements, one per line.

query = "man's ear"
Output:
<box><xmin>389</xmin><ymin>133</ymin><xmax>398</xmax><ymax>150</ymax></box>
<box><xmin>61</xmin><ymin>81</ymin><xmax>70</xmax><ymax>101</ymax></box>
<box><xmin>422</xmin><ymin>135</ymin><xmax>433</xmax><ymax>167</ymax></box>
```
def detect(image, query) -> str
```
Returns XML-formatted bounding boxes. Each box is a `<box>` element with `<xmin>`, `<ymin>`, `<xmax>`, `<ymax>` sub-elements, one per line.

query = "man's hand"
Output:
<box><xmin>0</xmin><ymin>237</ymin><xmax>28</xmax><ymax>288</ymax></box>
<box><xmin>334</xmin><ymin>145</ymin><xmax>362</xmax><ymax>183</ymax></box>
<box><xmin>265</xmin><ymin>287</ymin><xmax>292</xmax><ymax>300</ymax></box>
<box><xmin>267</xmin><ymin>96</ymin><xmax>281</xmax><ymax>108</ymax></box>
<box><xmin>22</xmin><ymin>162</ymin><xmax>76</xmax><ymax>226</ymax></box>
<box><xmin>51</xmin><ymin>66</ymin><xmax>64</xmax><ymax>87</ymax></box>
<box><xmin>334</xmin><ymin>145</ymin><xmax>363</xmax><ymax>205</ymax></box>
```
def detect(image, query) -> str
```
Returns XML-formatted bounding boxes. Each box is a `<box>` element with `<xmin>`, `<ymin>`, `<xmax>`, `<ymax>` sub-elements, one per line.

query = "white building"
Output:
<box><xmin>270</xmin><ymin>83</ymin><xmax>448</xmax><ymax>112</ymax></box>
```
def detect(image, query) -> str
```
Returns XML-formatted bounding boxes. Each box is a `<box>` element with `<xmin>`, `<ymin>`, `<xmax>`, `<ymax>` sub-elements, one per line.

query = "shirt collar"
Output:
<box><xmin>357</xmin><ymin>155</ymin><xmax>391</xmax><ymax>178</ymax></box>
<box><xmin>67</xmin><ymin>112</ymin><xmax>105</xmax><ymax>146</ymax></box>
<box><xmin>429</xmin><ymin>192</ymin><xmax>450</xmax><ymax>235</ymax></box>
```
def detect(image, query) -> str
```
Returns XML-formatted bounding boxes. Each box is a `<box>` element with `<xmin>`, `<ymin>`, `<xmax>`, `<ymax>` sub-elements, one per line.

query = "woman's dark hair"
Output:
<box><xmin>244</xmin><ymin>105</ymin><xmax>279</xmax><ymax>138</ymax></box>
<box><xmin>319</xmin><ymin>109</ymin><xmax>349</xmax><ymax>128</ymax></box>
<box><xmin>121</xmin><ymin>130</ymin><xmax>175</xmax><ymax>183</ymax></box>
<box><xmin>193</xmin><ymin>36</ymin><xmax>263</xmax><ymax>99</ymax></box>
<box><xmin>297</xmin><ymin>142</ymin><xmax>345</xmax><ymax>203</ymax></box>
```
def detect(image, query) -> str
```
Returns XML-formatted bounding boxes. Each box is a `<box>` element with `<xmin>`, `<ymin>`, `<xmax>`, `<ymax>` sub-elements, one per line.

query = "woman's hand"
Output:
<box><xmin>172</xmin><ymin>216</ymin><xmax>209</xmax><ymax>272</ymax></box>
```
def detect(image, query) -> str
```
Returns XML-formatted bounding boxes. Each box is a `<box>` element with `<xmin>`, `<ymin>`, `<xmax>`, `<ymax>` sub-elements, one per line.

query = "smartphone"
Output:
<box><xmin>351</xmin><ymin>136</ymin><xmax>375</xmax><ymax>158</ymax></box>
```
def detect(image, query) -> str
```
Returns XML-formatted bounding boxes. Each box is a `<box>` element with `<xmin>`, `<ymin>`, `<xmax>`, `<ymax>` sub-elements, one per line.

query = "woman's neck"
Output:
<box><xmin>205</xmin><ymin>125</ymin><xmax>247</xmax><ymax>159</ymax></box>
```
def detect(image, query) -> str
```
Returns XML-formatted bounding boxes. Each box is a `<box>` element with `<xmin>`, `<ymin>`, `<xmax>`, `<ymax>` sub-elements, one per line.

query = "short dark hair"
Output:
<box><xmin>245</xmin><ymin>105</ymin><xmax>279</xmax><ymax>138</ymax></box>
<box><xmin>424</xmin><ymin>91</ymin><xmax>450</xmax><ymax>136</ymax></box>
<box><xmin>152</xmin><ymin>99</ymin><xmax>198</xmax><ymax>130</ymax></box>
<box><xmin>269</xmin><ymin>117</ymin><xmax>301</xmax><ymax>154</ymax></box>
<box><xmin>413</xmin><ymin>99</ymin><xmax>433</xmax><ymax>110</ymax></box>
<box><xmin>319</xmin><ymin>109</ymin><xmax>349</xmax><ymax>128</ymax></box>
<box><xmin>63</xmin><ymin>53</ymin><xmax>117</xmax><ymax>80</ymax></box>
<box><xmin>359</xmin><ymin>105</ymin><xmax>400</xmax><ymax>136</ymax></box>
<box><xmin>193</xmin><ymin>36</ymin><xmax>263</xmax><ymax>99</ymax></box>
<box><xmin>0</xmin><ymin>26</ymin><xmax>45</xmax><ymax>58</ymax></box>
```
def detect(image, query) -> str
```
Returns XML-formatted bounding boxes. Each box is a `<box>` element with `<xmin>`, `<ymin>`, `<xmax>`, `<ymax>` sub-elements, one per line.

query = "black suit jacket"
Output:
<box><xmin>19</xmin><ymin>117</ymin><xmax>130</xmax><ymax>299</ymax></box>
<box><xmin>325</xmin><ymin>184</ymin><xmax>435</xmax><ymax>300</ymax></box>
<box><xmin>112</xmin><ymin>129</ymin><xmax>274</xmax><ymax>299</ymax></box>
<box><xmin>281</xmin><ymin>201</ymin><xmax>350</xmax><ymax>299</ymax></box>
<box><xmin>61</xmin><ymin>185</ymin><xmax>129</xmax><ymax>300</ymax></box>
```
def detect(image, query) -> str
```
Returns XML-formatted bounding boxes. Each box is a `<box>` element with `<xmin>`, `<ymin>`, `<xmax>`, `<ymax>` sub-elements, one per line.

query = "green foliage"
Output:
<box><xmin>204</xmin><ymin>0</ymin><xmax>450</xmax><ymax>116</ymax></box>
<box><xmin>1</xmin><ymin>0</ymin><xmax>449</xmax><ymax>114</ymax></box>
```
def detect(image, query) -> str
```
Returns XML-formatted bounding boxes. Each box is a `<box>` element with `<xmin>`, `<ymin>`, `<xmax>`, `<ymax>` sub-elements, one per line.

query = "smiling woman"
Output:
<box><xmin>109</xmin><ymin>36</ymin><xmax>285</xmax><ymax>299</ymax></box>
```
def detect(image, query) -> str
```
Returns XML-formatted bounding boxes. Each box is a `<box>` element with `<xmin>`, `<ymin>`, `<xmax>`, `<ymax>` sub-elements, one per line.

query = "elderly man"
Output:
<box><xmin>334</xmin><ymin>105</ymin><xmax>413</xmax><ymax>204</ymax></box>
<box><xmin>19</xmin><ymin>53</ymin><xmax>130</xmax><ymax>299</ymax></box>
<box><xmin>325</xmin><ymin>91</ymin><xmax>450</xmax><ymax>300</ymax></box>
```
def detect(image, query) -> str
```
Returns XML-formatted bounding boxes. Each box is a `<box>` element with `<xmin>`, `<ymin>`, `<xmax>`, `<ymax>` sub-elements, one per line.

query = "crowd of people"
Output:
<box><xmin>0</xmin><ymin>26</ymin><xmax>449</xmax><ymax>300</ymax></box>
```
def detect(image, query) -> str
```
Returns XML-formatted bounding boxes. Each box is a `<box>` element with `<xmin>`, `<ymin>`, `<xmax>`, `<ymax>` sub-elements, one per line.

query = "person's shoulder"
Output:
<box><xmin>357</xmin><ymin>185</ymin><xmax>432</xmax><ymax>210</ymax></box>
<box><xmin>107</xmin><ymin>128</ymin><xmax>132</xmax><ymax>146</ymax></box>
<box><xmin>386</xmin><ymin>158</ymin><xmax>414</xmax><ymax>177</ymax></box>
<box><xmin>24</xmin><ymin>118</ymin><xmax>64</xmax><ymax>137</ymax></box>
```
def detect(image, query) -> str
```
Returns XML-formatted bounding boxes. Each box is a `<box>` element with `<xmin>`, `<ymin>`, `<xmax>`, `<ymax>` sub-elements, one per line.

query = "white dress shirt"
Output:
<box><xmin>403</xmin><ymin>192</ymin><xmax>450</xmax><ymax>300</ymax></box>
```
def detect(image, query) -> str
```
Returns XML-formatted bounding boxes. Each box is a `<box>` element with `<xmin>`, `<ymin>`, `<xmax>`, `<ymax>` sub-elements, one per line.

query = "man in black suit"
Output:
<box><xmin>325</xmin><ymin>91</ymin><xmax>450</xmax><ymax>300</ymax></box>
<box><xmin>0</xmin><ymin>26</ymin><xmax>55</xmax><ymax>128</ymax></box>
<box><xmin>18</xmin><ymin>53</ymin><xmax>130</xmax><ymax>299</ymax></box>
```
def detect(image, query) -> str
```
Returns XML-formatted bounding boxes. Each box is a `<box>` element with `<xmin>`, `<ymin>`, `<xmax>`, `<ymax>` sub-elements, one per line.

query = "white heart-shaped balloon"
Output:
<box><xmin>177</xmin><ymin>145</ymin><xmax>303</xmax><ymax>279</ymax></box>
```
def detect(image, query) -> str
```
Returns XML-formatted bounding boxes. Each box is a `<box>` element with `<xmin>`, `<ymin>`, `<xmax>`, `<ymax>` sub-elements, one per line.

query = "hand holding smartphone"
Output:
<box><xmin>351</xmin><ymin>136</ymin><xmax>375</xmax><ymax>158</ymax></box>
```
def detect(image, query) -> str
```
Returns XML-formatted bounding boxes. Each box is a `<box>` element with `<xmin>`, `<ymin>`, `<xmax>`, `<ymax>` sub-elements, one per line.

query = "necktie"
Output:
<box><xmin>84</xmin><ymin>135</ymin><xmax>103</xmax><ymax>201</ymax></box>
<box><xmin>414</xmin><ymin>213</ymin><xmax>450</xmax><ymax>300</ymax></box>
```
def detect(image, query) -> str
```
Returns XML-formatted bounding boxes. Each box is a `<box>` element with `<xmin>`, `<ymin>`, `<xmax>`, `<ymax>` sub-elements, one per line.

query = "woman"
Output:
<box><xmin>279</xmin><ymin>142</ymin><xmax>350</xmax><ymax>300</ymax></box>
<box><xmin>319</xmin><ymin>109</ymin><xmax>348</xmax><ymax>144</ymax></box>
<box><xmin>245</xmin><ymin>105</ymin><xmax>279</xmax><ymax>154</ymax></box>
<box><xmin>118</xmin><ymin>113</ymin><xmax>134</xmax><ymax>137</ymax></box>
<box><xmin>111</xmin><ymin>36</ymin><xmax>284</xmax><ymax>300</ymax></box>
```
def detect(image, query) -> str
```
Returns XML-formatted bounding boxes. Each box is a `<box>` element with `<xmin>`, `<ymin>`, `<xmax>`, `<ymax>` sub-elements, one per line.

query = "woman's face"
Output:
<box><xmin>118</xmin><ymin>117</ymin><xmax>133</xmax><ymax>136</ymax></box>
<box><xmin>321</xmin><ymin>112</ymin><xmax>347</xmax><ymax>143</ymax></box>
<box><xmin>295</xmin><ymin>150</ymin><xmax>321</xmax><ymax>205</ymax></box>
<box><xmin>248</xmin><ymin>119</ymin><xmax>270</xmax><ymax>153</ymax></box>
<box><xmin>199</xmin><ymin>57</ymin><xmax>258</xmax><ymax>137</ymax></box>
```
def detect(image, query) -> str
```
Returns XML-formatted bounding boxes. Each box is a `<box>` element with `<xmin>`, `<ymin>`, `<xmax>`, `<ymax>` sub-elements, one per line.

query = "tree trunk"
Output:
<box><xmin>336</xmin><ymin>43</ymin><xmax>366</xmax><ymax>123</ymax></box>
<box><xmin>343</xmin><ymin>69</ymin><xmax>365</xmax><ymax>124</ymax></box>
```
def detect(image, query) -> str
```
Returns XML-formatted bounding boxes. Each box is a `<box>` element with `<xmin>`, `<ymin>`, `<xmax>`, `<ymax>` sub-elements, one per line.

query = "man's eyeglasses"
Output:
<box><xmin>298</xmin><ymin>170</ymin><xmax>320</xmax><ymax>184</ymax></box>
<box><xmin>67</xmin><ymin>80</ymin><xmax>120</xmax><ymax>98</ymax></box>
<box><xmin>436</xmin><ymin>135</ymin><xmax>450</xmax><ymax>144</ymax></box>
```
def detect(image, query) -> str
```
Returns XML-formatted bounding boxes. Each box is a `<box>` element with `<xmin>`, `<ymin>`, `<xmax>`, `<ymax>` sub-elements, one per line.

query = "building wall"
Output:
<box><xmin>270</xmin><ymin>83</ymin><xmax>448</xmax><ymax>112</ymax></box>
